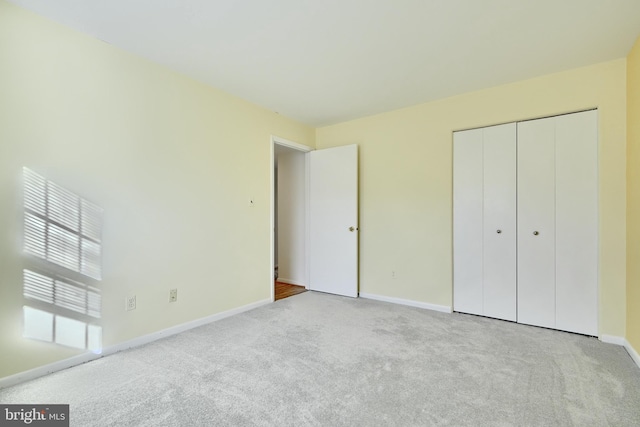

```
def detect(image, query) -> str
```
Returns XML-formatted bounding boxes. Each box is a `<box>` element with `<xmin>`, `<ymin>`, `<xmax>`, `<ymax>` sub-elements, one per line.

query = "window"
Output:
<box><xmin>22</xmin><ymin>168</ymin><xmax>103</xmax><ymax>352</ymax></box>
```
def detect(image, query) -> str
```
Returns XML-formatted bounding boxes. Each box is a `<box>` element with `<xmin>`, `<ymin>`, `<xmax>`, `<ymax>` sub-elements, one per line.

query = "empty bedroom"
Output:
<box><xmin>1</xmin><ymin>0</ymin><xmax>640</xmax><ymax>425</ymax></box>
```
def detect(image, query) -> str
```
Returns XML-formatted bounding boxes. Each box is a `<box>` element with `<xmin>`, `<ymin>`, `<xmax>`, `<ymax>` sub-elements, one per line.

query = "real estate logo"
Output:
<box><xmin>0</xmin><ymin>405</ymin><xmax>68</xmax><ymax>426</ymax></box>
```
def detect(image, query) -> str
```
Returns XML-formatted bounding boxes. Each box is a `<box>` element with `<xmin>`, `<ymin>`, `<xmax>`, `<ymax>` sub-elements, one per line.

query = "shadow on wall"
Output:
<box><xmin>21</xmin><ymin>168</ymin><xmax>103</xmax><ymax>353</ymax></box>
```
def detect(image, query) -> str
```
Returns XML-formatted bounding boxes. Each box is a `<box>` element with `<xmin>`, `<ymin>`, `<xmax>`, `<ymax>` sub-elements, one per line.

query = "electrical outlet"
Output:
<box><xmin>126</xmin><ymin>295</ymin><xmax>136</xmax><ymax>311</ymax></box>
<box><xmin>169</xmin><ymin>288</ymin><xmax>177</xmax><ymax>302</ymax></box>
<box><xmin>392</xmin><ymin>270</ymin><xmax>397</xmax><ymax>279</ymax></box>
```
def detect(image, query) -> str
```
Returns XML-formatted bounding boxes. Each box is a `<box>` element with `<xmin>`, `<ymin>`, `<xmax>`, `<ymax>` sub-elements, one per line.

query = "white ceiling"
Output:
<box><xmin>8</xmin><ymin>0</ymin><xmax>640</xmax><ymax>127</ymax></box>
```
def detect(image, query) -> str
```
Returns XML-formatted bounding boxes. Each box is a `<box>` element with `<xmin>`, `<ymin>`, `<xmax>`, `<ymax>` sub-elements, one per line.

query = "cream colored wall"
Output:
<box><xmin>277</xmin><ymin>151</ymin><xmax>306</xmax><ymax>285</ymax></box>
<box><xmin>317</xmin><ymin>59</ymin><xmax>627</xmax><ymax>337</ymax></box>
<box><xmin>0</xmin><ymin>1</ymin><xmax>314</xmax><ymax>378</ymax></box>
<box><xmin>627</xmin><ymin>36</ymin><xmax>640</xmax><ymax>352</ymax></box>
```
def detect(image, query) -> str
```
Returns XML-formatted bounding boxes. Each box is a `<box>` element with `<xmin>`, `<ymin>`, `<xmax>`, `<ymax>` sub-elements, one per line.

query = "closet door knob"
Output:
<box><xmin>496</xmin><ymin>230</ymin><xmax>502</xmax><ymax>234</ymax></box>
<box><xmin>533</xmin><ymin>231</ymin><xmax>539</xmax><ymax>236</ymax></box>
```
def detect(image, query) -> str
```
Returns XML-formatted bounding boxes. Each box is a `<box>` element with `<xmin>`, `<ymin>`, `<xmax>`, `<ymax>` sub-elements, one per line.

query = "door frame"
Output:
<box><xmin>270</xmin><ymin>135</ymin><xmax>312</xmax><ymax>302</ymax></box>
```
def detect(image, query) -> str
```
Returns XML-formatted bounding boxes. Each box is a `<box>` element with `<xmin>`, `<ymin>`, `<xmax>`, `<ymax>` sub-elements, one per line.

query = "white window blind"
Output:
<box><xmin>23</xmin><ymin>168</ymin><xmax>103</xmax><ymax>279</ymax></box>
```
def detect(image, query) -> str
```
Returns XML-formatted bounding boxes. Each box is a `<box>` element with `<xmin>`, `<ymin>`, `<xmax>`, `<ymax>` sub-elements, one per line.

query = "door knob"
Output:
<box><xmin>496</xmin><ymin>230</ymin><xmax>502</xmax><ymax>234</ymax></box>
<box><xmin>533</xmin><ymin>231</ymin><xmax>539</xmax><ymax>236</ymax></box>
<box><xmin>349</xmin><ymin>226</ymin><xmax>358</xmax><ymax>232</ymax></box>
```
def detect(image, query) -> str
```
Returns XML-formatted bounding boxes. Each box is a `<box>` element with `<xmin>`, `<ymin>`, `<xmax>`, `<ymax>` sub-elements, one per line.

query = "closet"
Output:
<box><xmin>453</xmin><ymin>110</ymin><xmax>598</xmax><ymax>336</ymax></box>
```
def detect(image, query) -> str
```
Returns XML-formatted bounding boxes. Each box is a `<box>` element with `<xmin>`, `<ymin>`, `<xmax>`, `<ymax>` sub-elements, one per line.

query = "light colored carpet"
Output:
<box><xmin>1</xmin><ymin>291</ymin><xmax>639</xmax><ymax>426</ymax></box>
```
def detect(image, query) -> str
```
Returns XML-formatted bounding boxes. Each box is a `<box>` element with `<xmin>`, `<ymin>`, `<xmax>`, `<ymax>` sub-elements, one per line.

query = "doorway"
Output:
<box><xmin>270</xmin><ymin>138</ymin><xmax>360</xmax><ymax>301</ymax></box>
<box><xmin>271</xmin><ymin>136</ymin><xmax>311</xmax><ymax>301</ymax></box>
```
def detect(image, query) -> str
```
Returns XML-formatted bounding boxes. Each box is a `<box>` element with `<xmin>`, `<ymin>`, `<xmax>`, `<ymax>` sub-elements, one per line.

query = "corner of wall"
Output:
<box><xmin>627</xmin><ymin>35</ymin><xmax>640</xmax><ymax>354</ymax></box>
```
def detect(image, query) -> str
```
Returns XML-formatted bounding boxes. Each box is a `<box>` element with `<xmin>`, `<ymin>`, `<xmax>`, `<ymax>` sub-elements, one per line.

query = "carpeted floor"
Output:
<box><xmin>1</xmin><ymin>291</ymin><xmax>639</xmax><ymax>426</ymax></box>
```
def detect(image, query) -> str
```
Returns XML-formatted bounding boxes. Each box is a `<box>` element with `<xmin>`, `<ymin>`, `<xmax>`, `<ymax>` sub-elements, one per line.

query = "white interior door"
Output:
<box><xmin>482</xmin><ymin>123</ymin><xmax>517</xmax><ymax>321</ymax></box>
<box><xmin>309</xmin><ymin>144</ymin><xmax>358</xmax><ymax>297</ymax></box>
<box><xmin>517</xmin><ymin>118</ymin><xmax>556</xmax><ymax>329</ymax></box>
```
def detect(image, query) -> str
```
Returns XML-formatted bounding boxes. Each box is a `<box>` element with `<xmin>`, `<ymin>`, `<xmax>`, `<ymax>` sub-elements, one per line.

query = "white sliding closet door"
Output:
<box><xmin>517</xmin><ymin>118</ymin><xmax>557</xmax><ymax>329</ymax></box>
<box><xmin>453</xmin><ymin>128</ymin><xmax>484</xmax><ymax>316</ymax></box>
<box><xmin>454</xmin><ymin>110</ymin><xmax>598</xmax><ymax>336</ymax></box>
<box><xmin>555</xmin><ymin>110</ymin><xmax>598</xmax><ymax>335</ymax></box>
<box><xmin>483</xmin><ymin>124</ymin><xmax>517</xmax><ymax>321</ymax></box>
<box><xmin>517</xmin><ymin>110</ymin><xmax>598</xmax><ymax>336</ymax></box>
<box><xmin>453</xmin><ymin>123</ymin><xmax>516</xmax><ymax>321</ymax></box>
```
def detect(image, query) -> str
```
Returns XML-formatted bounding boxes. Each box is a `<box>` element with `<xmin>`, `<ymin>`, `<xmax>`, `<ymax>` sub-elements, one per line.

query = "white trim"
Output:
<box><xmin>270</xmin><ymin>135</ymin><xmax>312</xmax><ymax>303</ymax></box>
<box><xmin>0</xmin><ymin>352</ymin><xmax>101</xmax><ymax>390</ymax></box>
<box><xmin>104</xmin><ymin>298</ymin><xmax>271</xmax><ymax>354</ymax></box>
<box><xmin>0</xmin><ymin>298</ymin><xmax>271</xmax><ymax>389</ymax></box>
<box><xmin>276</xmin><ymin>278</ymin><xmax>306</xmax><ymax>287</ymax></box>
<box><xmin>304</xmin><ymin>152</ymin><xmax>311</xmax><ymax>292</ymax></box>
<box><xmin>624</xmin><ymin>340</ymin><xmax>640</xmax><ymax>370</ymax></box>
<box><xmin>359</xmin><ymin>292</ymin><xmax>452</xmax><ymax>313</ymax></box>
<box><xmin>600</xmin><ymin>334</ymin><xmax>626</xmax><ymax>346</ymax></box>
<box><xmin>271</xmin><ymin>135</ymin><xmax>313</xmax><ymax>153</ymax></box>
<box><xmin>270</xmin><ymin>138</ymin><xmax>276</xmax><ymax>302</ymax></box>
<box><xmin>598</xmin><ymin>336</ymin><xmax>640</xmax><ymax>371</ymax></box>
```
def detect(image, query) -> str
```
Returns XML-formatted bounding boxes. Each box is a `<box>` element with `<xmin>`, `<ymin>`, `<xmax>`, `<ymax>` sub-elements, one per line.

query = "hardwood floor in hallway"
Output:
<box><xmin>275</xmin><ymin>281</ymin><xmax>307</xmax><ymax>301</ymax></box>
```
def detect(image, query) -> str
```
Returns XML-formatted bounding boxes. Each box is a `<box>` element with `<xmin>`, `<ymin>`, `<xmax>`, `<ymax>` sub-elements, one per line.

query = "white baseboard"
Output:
<box><xmin>624</xmin><ymin>340</ymin><xmax>640</xmax><ymax>370</ymax></box>
<box><xmin>103</xmin><ymin>298</ymin><xmax>271</xmax><ymax>355</ymax></box>
<box><xmin>0</xmin><ymin>298</ymin><xmax>271</xmax><ymax>389</ymax></box>
<box><xmin>359</xmin><ymin>292</ymin><xmax>452</xmax><ymax>313</ymax></box>
<box><xmin>276</xmin><ymin>278</ymin><xmax>306</xmax><ymax>287</ymax></box>
<box><xmin>600</xmin><ymin>335</ymin><xmax>626</xmax><ymax>346</ymax></box>
<box><xmin>599</xmin><ymin>335</ymin><xmax>640</xmax><ymax>371</ymax></box>
<box><xmin>0</xmin><ymin>352</ymin><xmax>103</xmax><ymax>390</ymax></box>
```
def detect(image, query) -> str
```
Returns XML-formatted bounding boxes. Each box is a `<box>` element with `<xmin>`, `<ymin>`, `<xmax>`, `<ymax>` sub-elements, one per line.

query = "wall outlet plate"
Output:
<box><xmin>126</xmin><ymin>295</ymin><xmax>136</xmax><ymax>311</ymax></box>
<box><xmin>169</xmin><ymin>289</ymin><xmax>177</xmax><ymax>302</ymax></box>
